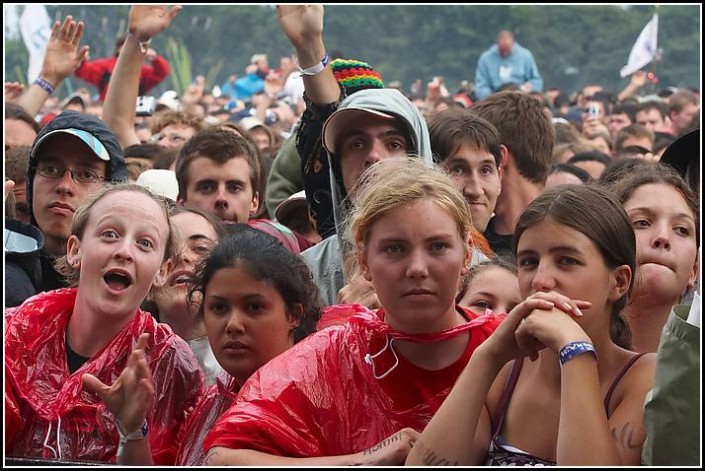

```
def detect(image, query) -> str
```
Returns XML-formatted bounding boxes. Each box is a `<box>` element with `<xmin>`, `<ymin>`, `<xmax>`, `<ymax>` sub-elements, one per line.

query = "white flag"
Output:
<box><xmin>19</xmin><ymin>5</ymin><xmax>52</xmax><ymax>83</ymax></box>
<box><xmin>620</xmin><ymin>13</ymin><xmax>659</xmax><ymax>78</ymax></box>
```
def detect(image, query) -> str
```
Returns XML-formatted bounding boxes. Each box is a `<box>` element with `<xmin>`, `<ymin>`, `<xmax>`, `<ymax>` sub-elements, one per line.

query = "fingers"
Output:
<box><xmin>71</xmin><ymin>21</ymin><xmax>85</xmax><ymax>46</ymax></box>
<box><xmin>526</xmin><ymin>291</ymin><xmax>591</xmax><ymax>318</ymax></box>
<box><xmin>168</xmin><ymin>5</ymin><xmax>183</xmax><ymax>21</ymax></box>
<box><xmin>50</xmin><ymin>20</ymin><xmax>61</xmax><ymax>41</ymax></box>
<box><xmin>5</xmin><ymin>180</ymin><xmax>16</xmax><ymax>203</ymax></box>
<box><xmin>77</xmin><ymin>45</ymin><xmax>90</xmax><ymax>63</ymax></box>
<box><xmin>82</xmin><ymin>373</ymin><xmax>110</xmax><ymax>398</ymax></box>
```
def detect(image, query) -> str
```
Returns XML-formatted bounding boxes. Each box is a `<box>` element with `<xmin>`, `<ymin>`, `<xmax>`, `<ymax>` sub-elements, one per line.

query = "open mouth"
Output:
<box><xmin>103</xmin><ymin>269</ymin><xmax>133</xmax><ymax>292</ymax></box>
<box><xmin>169</xmin><ymin>270</ymin><xmax>192</xmax><ymax>287</ymax></box>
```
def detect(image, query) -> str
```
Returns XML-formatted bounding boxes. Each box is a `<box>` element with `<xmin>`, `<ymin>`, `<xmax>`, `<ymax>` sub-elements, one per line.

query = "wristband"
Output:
<box><xmin>558</xmin><ymin>341</ymin><xmax>597</xmax><ymax>367</ymax></box>
<box><xmin>34</xmin><ymin>77</ymin><xmax>55</xmax><ymax>95</ymax></box>
<box><xmin>138</xmin><ymin>38</ymin><xmax>152</xmax><ymax>54</ymax></box>
<box><xmin>299</xmin><ymin>53</ymin><xmax>330</xmax><ymax>77</ymax></box>
<box><xmin>116</xmin><ymin>418</ymin><xmax>149</xmax><ymax>446</ymax></box>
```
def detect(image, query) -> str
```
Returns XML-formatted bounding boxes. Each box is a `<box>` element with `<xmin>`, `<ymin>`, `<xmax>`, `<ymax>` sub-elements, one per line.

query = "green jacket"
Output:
<box><xmin>641</xmin><ymin>303</ymin><xmax>700</xmax><ymax>465</ymax></box>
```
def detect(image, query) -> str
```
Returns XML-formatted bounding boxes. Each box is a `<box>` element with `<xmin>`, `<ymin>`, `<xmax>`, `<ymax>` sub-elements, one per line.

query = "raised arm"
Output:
<box><xmin>15</xmin><ymin>16</ymin><xmax>89</xmax><ymax>117</ymax></box>
<box><xmin>82</xmin><ymin>333</ymin><xmax>155</xmax><ymax>465</ymax></box>
<box><xmin>102</xmin><ymin>5</ymin><xmax>181</xmax><ymax>149</ymax></box>
<box><xmin>277</xmin><ymin>5</ymin><xmax>340</xmax><ymax>105</ymax></box>
<box><xmin>617</xmin><ymin>71</ymin><xmax>648</xmax><ymax>102</ymax></box>
<box><xmin>205</xmin><ymin>428</ymin><xmax>419</xmax><ymax>466</ymax></box>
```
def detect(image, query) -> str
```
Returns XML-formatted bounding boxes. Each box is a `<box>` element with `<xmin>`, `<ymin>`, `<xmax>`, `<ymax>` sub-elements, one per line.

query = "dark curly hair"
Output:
<box><xmin>187</xmin><ymin>224</ymin><xmax>321</xmax><ymax>343</ymax></box>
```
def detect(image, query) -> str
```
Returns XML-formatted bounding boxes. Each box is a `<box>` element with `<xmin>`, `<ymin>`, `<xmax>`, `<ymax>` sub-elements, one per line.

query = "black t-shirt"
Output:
<box><xmin>484</xmin><ymin>217</ymin><xmax>514</xmax><ymax>256</ymax></box>
<box><xmin>66</xmin><ymin>333</ymin><xmax>91</xmax><ymax>374</ymax></box>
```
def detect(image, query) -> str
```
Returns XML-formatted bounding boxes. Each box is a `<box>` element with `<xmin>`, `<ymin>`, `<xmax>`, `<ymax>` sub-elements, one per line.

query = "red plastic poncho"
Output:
<box><xmin>204</xmin><ymin>305</ymin><xmax>503</xmax><ymax>457</ymax></box>
<box><xmin>175</xmin><ymin>371</ymin><xmax>240</xmax><ymax>465</ymax></box>
<box><xmin>5</xmin><ymin>288</ymin><xmax>205</xmax><ymax>464</ymax></box>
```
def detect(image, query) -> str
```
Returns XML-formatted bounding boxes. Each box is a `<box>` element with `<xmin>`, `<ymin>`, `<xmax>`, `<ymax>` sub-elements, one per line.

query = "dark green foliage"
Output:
<box><xmin>5</xmin><ymin>5</ymin><xmax>699</xmax><ymax>97</ymax></box>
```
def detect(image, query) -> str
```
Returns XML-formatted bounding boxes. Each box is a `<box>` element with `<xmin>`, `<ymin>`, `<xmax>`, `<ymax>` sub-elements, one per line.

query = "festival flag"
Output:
<box><xmin>620</xmin><ymin>13</ymin><xmax>659</xmax><ymax>78</ymax></box>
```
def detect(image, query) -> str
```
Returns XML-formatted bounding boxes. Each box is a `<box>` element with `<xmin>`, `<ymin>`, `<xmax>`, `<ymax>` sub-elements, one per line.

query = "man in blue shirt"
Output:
<box><xmin>474</xmin><ymin>30</ymin><xmax>543</xmax><ymax>100</ymax></box>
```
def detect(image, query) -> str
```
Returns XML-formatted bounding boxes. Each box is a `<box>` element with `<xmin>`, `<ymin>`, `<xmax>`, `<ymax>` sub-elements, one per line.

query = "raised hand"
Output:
<box><xmin>338</xmin><ymin>273</ymin><xmax>381</xmax><ymax>309</ymax></box>
<box><xmin>277</xmin><ymin>4</ymin><xmax>324</xmax><ymax>50</ymax></box>
<box><xmin>82</xmin><ymin>333</ymin><xmax>155</xmax><ymax>434</ymax></box>
<box><xmin>40</xmin><ymin>16</ymin><xmax>90</xmax><ymax>86</ymax></box>
<box><xmin>128</xmin><ymin>5</ymin><xmax>182</xmax><ymax>42</ymax></box>
<box><xmin>5</xmin><ymin>82</ymin><xmax>25</xmax><ymax>102</ymax></box>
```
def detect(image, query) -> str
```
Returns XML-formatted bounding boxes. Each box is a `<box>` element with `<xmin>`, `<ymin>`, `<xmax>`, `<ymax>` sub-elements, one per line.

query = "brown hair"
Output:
<box><xmin>456</xmin><ymin>254</ymin><xmax>517</xmax><ymax>304</ymax></box>
<box><xmin>514</xmin><ymin>185</ymin><xmax>636</xmax><ymax>349</ymax></box>
<box><xmin>150</xmin><ymin>109</ymin><xmax>204</xmax><ymax>135</ymax></box>
<box><xmin>427</xmin><ymin>108</ymin><xmax>502</xmax><ymax>166</ymax></box>
<box><xmin>668</xmin><ymin>90</ymin><xmax>699</xmax><ymax>115</ymax></box>
<box><xmin>5</xmin><ymin>145</ymin><xmax>32</xmax><ymax>184</ymax></box>
<box><xmin>175</xmin><ymin>127</ymin><xmax>262</xmax><ymax>202</ymax></box>
<box><xmin>350</xmin><ymin>158</ymin><xmax>471</xmax><ymax>270</ymax></box>
<box><xmin>614</xmin><ymin>124</ymin><xmax>655</xmax><ymax>153</ymax></box>
<box><xmin>609</xmin><ymin>163</ymin><xmax>699</xmax><ymax>245</ymax></box>
<box><xmin>471</xmin><ymin>91</ymin><xmax>554</xmax><ymax>184</ymax></box>
<box><xmin>55</xmin><ymin>183</ymin><xmax>177</xmax><ymax>286</ymax></box>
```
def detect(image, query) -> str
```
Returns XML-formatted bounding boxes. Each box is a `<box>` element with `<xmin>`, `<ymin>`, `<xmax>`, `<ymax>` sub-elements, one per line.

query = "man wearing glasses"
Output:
<box><xmin>15</xmin><ymin>111</ymin><xmax>127</xmax><ymax>303</ymax></box>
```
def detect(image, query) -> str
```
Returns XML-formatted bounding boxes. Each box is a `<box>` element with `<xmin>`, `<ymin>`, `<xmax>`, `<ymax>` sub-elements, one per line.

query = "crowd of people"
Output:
<box><xmin>4</xmin><ymin>4</ymin><xmax>700</xmax><ymax>467</ymax></box>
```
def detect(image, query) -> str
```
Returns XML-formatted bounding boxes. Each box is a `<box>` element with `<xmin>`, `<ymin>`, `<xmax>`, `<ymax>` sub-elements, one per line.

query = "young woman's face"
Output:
<box><xmin>362</xmin><ymin>199</ymin><xmax>469</xmax><ymax>334</ymax></box>
<box><xmin>203</xmin><ymin>265</ymin><xmax>298</xmax><ymax>384</ymax></box>
<box><xmin>516</xmin><ymin>218</ymin><xmax>625</xmax><ymax>320</ymax></box>
<box><xmin>155</xmin><ymin>212</ymin><xmax>220</xmax><ymax>316</ymax></box>
<box><xmin>459</xmin><ymin>266</ymin><xmax>521</xmax><ymax>316</ymax></box>
<box><xmin>623</xmin><ymin>183</ymin><xmax>698</xmax><ymax>302</ymax></box>
<box><xmin>68</xmin><ymin>191</ymin><xmax>169</xmax><ymax>319</ymax></box>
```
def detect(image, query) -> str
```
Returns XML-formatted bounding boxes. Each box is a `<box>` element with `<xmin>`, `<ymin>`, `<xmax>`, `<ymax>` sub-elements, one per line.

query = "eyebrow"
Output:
<box><xmin>516</xmin><ymin>245</ymin><xmax>585</xmax><ymax>258</ymax></box>
<box><xmin>628</xmin><ymin>207</ymin><xmax>696</xmax><ymax>222</ymax></box>
<box><xmin>188</xmin><ymin>234</ymin><xmax>215</xmax><ymax>243</ymax></box>
<box><xmin>95</xmin><ymin>215</ymin><xmax>164</xmax><ymax>237</ymax></box>
<box><xmin>446</xmin><ymin>156</ymin><xmax>496</xmax><ymax>166</ymax></box>
<box><xmin>343</xmin><ymin>129</ymin><xmax>407</xmax><ymax>142</ymax></box>
<box><xmin>377</xmin><ymin>234</ymin><xmax>455</xmax><ymax>244</ymax></box>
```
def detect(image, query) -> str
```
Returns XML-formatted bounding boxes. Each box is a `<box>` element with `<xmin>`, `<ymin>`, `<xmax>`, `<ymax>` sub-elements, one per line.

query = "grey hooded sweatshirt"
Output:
<box><xmin>301</xmin><ymin>89</ymin><xmax>434</xmax><ymax>306</ymax></box>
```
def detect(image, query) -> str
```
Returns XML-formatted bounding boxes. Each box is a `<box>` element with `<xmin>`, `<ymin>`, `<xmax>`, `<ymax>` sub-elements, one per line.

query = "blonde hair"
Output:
<box><xmin>55</xmin><ymin>183</ymin><xmax>176</xmax><ymax>286</ymax></box>
<box><xmin>349</xmin><ymin>158</ymin><xmax>472</xmax><ymax>267</ymax></box>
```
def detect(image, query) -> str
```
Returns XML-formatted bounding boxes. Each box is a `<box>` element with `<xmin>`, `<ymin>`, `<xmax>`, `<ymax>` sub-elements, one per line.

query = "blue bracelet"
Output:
<box><xmin>33</xmin><ymin>77</ymin><xmax>55</xmax><ymax>95</ymax></box>
<box><xmin>559</xmin><ymin>341</ymin><xmax>597</xmax><ymax>367</ymax></box>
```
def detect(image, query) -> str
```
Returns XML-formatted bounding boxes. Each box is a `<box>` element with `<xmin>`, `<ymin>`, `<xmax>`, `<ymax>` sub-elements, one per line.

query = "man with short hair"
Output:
<box><xmin>175</xmin><ymin>127</ymin><xmax>261</xmax><ymax>224</ymax></box>
<box><xmin>635</xmin><ymin>100</ymin><xmax>670</xmax><ymax>134</ymax></box>
<box><xmin>5</xmin><ymin>103</ymin><xmax>41</xmax><ymax>149</ymax></box>
<box><xmin>614</xmin><ymin>123</ymin><xmax>655</xmax><ymax>156</ymax></box>
<box><xmin>475</xmin><ymin>30</ymin><xmax>543</xmax><ymax>100</ymax></box>
<box><xmin>668</xmin><ymin>90</ymin><xmax>699</xmax><ymax>137</ymax></box>
<box><xmin>607</xmin><ymin>102</ymin><xmax>637</xmax><ymax>140</ymax></box>
<box><xmin>18</xmin><ymin>111</ymin><xmax>127</xmax><ymax>301</ymax></box>
<box><xmin>471</xmin><ymin>91</ymin><xmax>555</xmax><ymax>254</ymax></box>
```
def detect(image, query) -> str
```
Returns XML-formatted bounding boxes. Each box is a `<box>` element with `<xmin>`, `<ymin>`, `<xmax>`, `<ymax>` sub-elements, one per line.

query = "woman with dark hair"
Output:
<box><xmin>91</xmin><ymin>224</ymin><xmax>322</xmax><ymax>465</ymax></box>
<box><xmin>610</xmin><ymin>164</ymin><xmax>699</xmax><ymax>353</ymax></box>
<box><xmin>408</xmin><ymin>184</ymin><xmax>656</xmax><ymax>466</ymax></box>
<box><xmin>457</xmin><ymin>256</ymin><xmax>521</xmax><ymax>317</ymax></box>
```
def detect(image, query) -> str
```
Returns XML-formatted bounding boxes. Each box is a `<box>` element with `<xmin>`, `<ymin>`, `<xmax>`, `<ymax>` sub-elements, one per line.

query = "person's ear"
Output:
<box><xmin>461</xmin><ymin>239</ymin><xmax>472</xmax><ymax>277</ymax></box>
<box><xmin>609</xmin><ymin>265</ymin><xmax>632</xmax><ymax>302</ymax></box>
<box><xmin>249</xmin><ymin>191</ymin><xmax>260</xmax><ymax>217</ymax></box>
<box><xmin>359</xmin><ymin>248</ymin><xmax>372</xmax><ymax>282</ymax></box>
<box><xmin>687</xmin><ymin>251</ymin><xmax>699</xmax><ymax>292</ymax></box>
<box><xmin>66</xmin><ymin>235</ymin><xmax>82</xmax><ymax>268</ymax></box>
<box><xmin>154</xmin><ymin>259</ymin><xmax>173</xmax><ymax>289</ymax></box>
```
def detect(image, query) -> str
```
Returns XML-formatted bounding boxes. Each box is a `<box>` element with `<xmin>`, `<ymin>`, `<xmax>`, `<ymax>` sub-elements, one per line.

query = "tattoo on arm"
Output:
<box><xmin>610</xmin><ymin>422</ymin><xmax>640</xmax><ymax>450</ymax></box>
<box><xmin>413</xmin><ymin>440</ymin><xmax>460</xmax><ymax>466</ymax></box>
<box><xmin>362</xmin><ymin>431</ymin><xmax>403</xmax><ymax>455</ymax></box>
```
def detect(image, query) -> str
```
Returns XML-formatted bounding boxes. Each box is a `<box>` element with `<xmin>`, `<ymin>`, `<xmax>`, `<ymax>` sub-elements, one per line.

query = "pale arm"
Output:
<box><xmin>205</xmin><ymin>428</ymin><xmax>419</xmax><ymax>466</ymax></box>
<box><xmin>277</xmin><ymin>5</ymin><xmax>340</xmax><ymax>105</ymax></box>
<box><xmin>103</xmin><ymin>5</ymin><xmax>181</xmax><ymax>148</ymax></box>
<box><xmin>15</xmin><ymin>16</ymin><xmax>89</xmax><ymax>117</ymax></box>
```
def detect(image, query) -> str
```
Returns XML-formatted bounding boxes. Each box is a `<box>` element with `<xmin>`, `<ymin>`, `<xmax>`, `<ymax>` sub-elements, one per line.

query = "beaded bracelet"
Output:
<box><xmin>558</xmin><ymin>341</ymin><xmax>597</xmax><ymax>367</ymax></box>
<box><xmin>33</xmin><ymin>77</ymin><xmax>55</xmax><ymax>95</ymax></box>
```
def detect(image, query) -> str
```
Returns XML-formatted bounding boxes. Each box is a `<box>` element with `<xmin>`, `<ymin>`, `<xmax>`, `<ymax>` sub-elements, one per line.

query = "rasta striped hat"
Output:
<box><xmin>330</xmin><ymin>58</ymin><xmax>384</xmax><ymax>95</ymax></box>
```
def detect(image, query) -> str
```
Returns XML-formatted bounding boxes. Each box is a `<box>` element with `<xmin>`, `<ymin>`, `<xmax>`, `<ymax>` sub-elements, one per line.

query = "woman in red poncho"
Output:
<box><xmin>203</xmin><ymin>159</ymin><xmax>504</xmax><ymax>465</ymax></box>
<box><xmin>4</xmin><ymin>184</ymin><xmax>204</xmax><ymax>464</ymax></box>
<box><xmin>88</xmin><ymin>224</ymin><xmax>323</xmax><ymax>465</ymax></box>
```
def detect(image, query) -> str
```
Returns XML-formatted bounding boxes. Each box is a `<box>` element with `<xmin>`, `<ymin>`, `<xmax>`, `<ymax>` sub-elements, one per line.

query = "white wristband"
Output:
<box><xmin>299</xmin><ymin>53</ymin><xmax>330</xmax><ymax>77</ymax></box>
